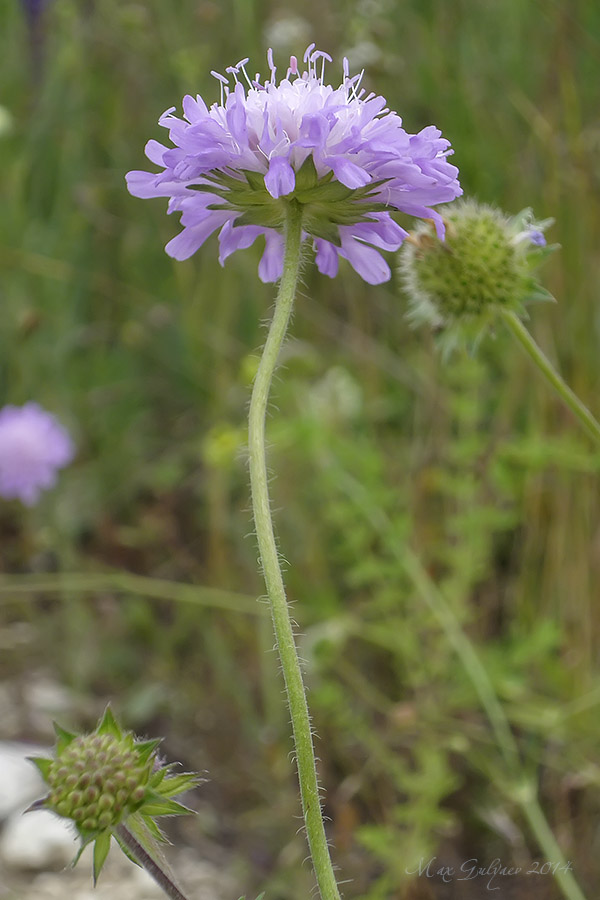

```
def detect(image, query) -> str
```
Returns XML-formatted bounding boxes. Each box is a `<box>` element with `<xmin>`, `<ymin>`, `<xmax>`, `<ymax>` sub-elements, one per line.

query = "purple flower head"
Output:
<box><xmin>0</xmin><ymin>403</ymin><xmax>74</xmax><ymax>506</ymax></box>
<box><xmin>127</xmin><ymin>46</ymin><xmax>462</xmax><ymax>285</ymax></box>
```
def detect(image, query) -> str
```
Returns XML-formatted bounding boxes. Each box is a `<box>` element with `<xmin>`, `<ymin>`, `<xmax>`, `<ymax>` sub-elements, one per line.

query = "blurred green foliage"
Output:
<box><xmin>1</xmin><ymin>1</ymin><xmax>600</xmax><ymax>897</ymax></box>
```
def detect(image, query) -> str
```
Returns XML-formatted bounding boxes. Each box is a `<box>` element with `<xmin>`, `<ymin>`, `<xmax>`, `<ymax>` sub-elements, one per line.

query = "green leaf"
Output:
<box><xmin>114</xmin><ymin>831</ymin><xmax>144</xmax><ymax>869</ymax></box>
<box><xmin>241</xmin><ymin>169</ymin><xmax>266</xmax><ymax>191</ymax></box>
<box><xmin>206</xmin><ymin>201</ymin><xmax>235</xmax><ymax>212</ymax></box>
<box><xmin>93</xmin><ymin>832</ymin><xmax>112</xmax><ymax>885</ymax></box>
<box><xmin>141</xmin><ymin>791</ymin><xmax>194</xmax><ymax>817</ymax></box>
<box><xmin>233</xmin><ymin>209</ymin><xmax>284</xmax><ymax>229</ymax></box>
<box><xmin>303</xmin><ymin>216</ymin><xmax>342</xmax><ymax>245</ymax></box>
<box><xmin>312</xmin><ymin>181</ymin><xmax>357</xmax><ymax>203</ymax></box>
<box><xmin>27</xmin><ymin>756</ymin><xmax>52</xmax><ymax>782</ymax></box>
<box><xmin>97</xmin><ymin>705</ymin><xmax>122</xmax><ymax>740</ymax></box>
<box><xmin>355</xmin><ymin>177</ymin><xmax>392</xmax><ymax>197</ymax></box>
<box><xmin>157</xmin><ymin>772</ymin><xmax>201</xmax><ymax>799</ymax></box>
<box><xmin>225</xmin><ymin>190</ymin><xmax>271</xmax><ymax>207</ymax></box>
<box><xmin>203</xmin><ymin>170</ymin><xmax>243</xmax><ymax>189</ymax></box>
<box><xmin>126</xmin><ymin>815</ymin><xmax>177</xmax><ymax>880</ymax></box>
<box><xmin>523</xmin><ymin>244</ymin><xmax>558</xmax><ymax>268</ymax></box>
<box><xmin>523</xmin><ymin>284</ymin><xmax>557</xmax><ymax>304</ymax></box>
<box><xmin>53</xmin><ymin>722</ymin><xmax>76</xmax><ymax>755</ymax></box>
<box><xmin>187</xmin><ymin>183</ymin><xmax>229</xmax><ymax>197</ymax></box>
<box><xmin>293</xmin><ymin>155</ymin><xmax>319</xmax><ymax>192</ymax></box>
<box><xmin>509</xmin><ymin>207</ymin><xmax>534</xmax><ymax>231</ymax></box>
<box><xmin>149</xmin><ymin>767</ymin><xmax>166</xmax><ymax>788</ymax></box>
<box><xmin>71</xmin><ymin>833</ymin><xmax>95</xmax><ymax>869</ymax></box>
<box><xmin>140</xmin><ymin>814</ymin><xmax>169</xmax><ymax>845</ymax></box>
<box><xmin>135</xmin><ymin>737</ymin><xmax>162</xmax><ymax>766</ymax></box>
<box><xmin>354</xmin><ymin>201</ymin><xmax>394</xmax><ymax>214</ymax></box>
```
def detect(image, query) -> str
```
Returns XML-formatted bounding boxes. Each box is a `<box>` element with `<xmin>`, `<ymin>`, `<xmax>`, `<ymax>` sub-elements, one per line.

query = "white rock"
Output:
<box><xmin>0</xmin><ymin>808</ymin><xmax>76</xmax><ymax>871</ymax></box>
<box><xmin>130</xmin><ymin>864</ymin><xmax>165</xmax><ymax>896</ymax></box>
<box><xmin>0</xmin><ymin>742</ymin><xmax>48</xmax><ymax>820</ymax></box>
<box><xmin>23</xmin><ymin>676</ymin><xmax>75</xmax><ymax>737</ymax></box>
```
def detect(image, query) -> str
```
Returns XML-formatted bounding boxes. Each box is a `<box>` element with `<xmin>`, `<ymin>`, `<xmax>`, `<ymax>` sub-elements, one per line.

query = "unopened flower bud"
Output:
<box><xmin>130</xmin><ymin>785</ymin><xmax>146</xmax><ymax>804</ymax></box>
<box><xmin>97</xmin><ymin>793</ymin><xmax>114</xmax><ymax>811</ymax></box>
<box><xmin>98</xmin><ymin>811</ymin><xmax>113</xmax><ymax>829</ymax></box>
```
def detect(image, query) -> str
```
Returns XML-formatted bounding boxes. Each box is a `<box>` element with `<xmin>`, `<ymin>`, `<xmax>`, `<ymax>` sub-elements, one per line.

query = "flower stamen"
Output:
<box><xmin>303</xmin><ymin>42</ymin><xmax>316</xmax><ymax>64</ymax></box>
<box><xmin>210</xmin><ymin>69</ymin><xmax>228</xmax><ymax>105</ymax></box>
<box><xmin>267</xmin><ymin>47</ymin><xmax>276</xmax><ymax>83</ymax></box>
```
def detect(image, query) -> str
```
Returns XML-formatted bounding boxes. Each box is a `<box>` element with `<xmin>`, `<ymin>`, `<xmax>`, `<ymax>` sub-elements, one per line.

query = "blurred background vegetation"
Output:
<box><xmin>1</xmin><ymin>1</ymin><xmax>600</xmax><ymax>897</ymax></box>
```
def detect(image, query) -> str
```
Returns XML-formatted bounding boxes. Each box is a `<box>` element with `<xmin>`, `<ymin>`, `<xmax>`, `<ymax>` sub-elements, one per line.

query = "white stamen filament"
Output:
<box><xmin>267</xmin><ymin>48</ymin><xmax>276</xmax><ymax>83</ymax></box>
<box><xmin>211</xmin><ymin>70</ymin><xmax>228</xmax><ymax>106</ymax></box>
<box><xmin>303</xmin><ymin>42</ymin><xmax>316</xmax><ymax>64</ymax></box>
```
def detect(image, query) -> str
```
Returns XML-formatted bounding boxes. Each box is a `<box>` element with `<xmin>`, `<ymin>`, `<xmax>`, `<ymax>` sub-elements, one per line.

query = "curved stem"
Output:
<box><xmin>406</xmin><ymin>550</ymin><xmax>586</xmax><ymax>900</ymax></box>
<box><xmin>0</xmin><ymin>571</ymin><xmax>258</xmax><ymax>616</ymax></box>
<box><xmin>247</xmin><ymin>200</ymin><xmax>342</xmax><ymax>900</ymax></box>
<box><xmin>501</xmin><ymin>310</ymin><xmax>600</xmax><ymax>445</ymax></box>
<box><xmin>519</xmin><ymin>795</ymin><xmax>586</xmax><ymax>900</ymax></box>
<box><xmin>400</xmin><ymin>549</ymin><xmax>520</xmax><ymax>772</ymax></box>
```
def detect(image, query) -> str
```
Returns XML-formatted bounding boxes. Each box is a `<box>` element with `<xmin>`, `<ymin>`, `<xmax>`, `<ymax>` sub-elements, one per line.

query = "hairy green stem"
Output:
<box><xmin>248</xmin><ymin>200</ymin><xmax>342</xmax><ymax>900</ymax></box>
<box><xmin>501</xmin><ymin>310</ymin><xmax>600</xmax><ymax>445</ymax></box>
<box><xmin>115</xmin><ymin>825</ymin><xmax>190</xmax><ymax>900</ymax></box>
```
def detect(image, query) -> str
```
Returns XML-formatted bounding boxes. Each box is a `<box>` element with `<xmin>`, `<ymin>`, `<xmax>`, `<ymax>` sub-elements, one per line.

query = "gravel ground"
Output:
<box><xmin>1</xmin><ymin>844</ymin><xmax>239</xmax><ymax>900</ymax></box>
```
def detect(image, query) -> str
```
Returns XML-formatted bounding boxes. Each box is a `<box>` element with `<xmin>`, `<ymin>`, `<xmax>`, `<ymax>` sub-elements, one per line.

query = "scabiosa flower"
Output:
<box><xmin>28</xmin><ymin>706</ymin><xmax>201</xmax><ymax>884</ymax></box>
<box><xmin>398</xmin><ymin>200</ymin><xmax>556</xmax><ymax>352</ymax></box>
<box><xmin>0</xmin><ymin>403</ymin><xmax>74</xmax><ymax>505</ymax></box>
<box><xmin>126</xmin><ymin>45</ymin><xmax>462</xmax><ymax>285</ymax></box>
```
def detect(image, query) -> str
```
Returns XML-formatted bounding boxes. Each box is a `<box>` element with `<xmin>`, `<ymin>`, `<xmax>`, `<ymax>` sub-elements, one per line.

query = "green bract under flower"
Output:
<box><xmin>398</xmin><ymin>200</ymin><xmax>557</xmax><ymax>353</ymax></box>
<box><xmin>28</xmin><ymin>706</ymin><xmax>200</xmax><ymax>884</ymax></box>
<box><xmin>196</xmin><ymin>156</ymin><xmax>391</xmax><ymax>246</ymax></box>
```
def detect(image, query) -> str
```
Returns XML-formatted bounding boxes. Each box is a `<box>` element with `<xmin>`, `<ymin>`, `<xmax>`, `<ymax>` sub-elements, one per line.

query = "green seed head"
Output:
<box><xmin>398</xmin><ymin>200</ymin><xmax>556</xmax><ymax>353</ymax></box>
<box><xmin>44</xmin><ymin>728</ymin><xmax>149</xmax><ymax>833</ymax></box>
<box><xmin>28</xmin><ymin>705</ymin><xmax>201</xmax><ymax>886</ymax></box>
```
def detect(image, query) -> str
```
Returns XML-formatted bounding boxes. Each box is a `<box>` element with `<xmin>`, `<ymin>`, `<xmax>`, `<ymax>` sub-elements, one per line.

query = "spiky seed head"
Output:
<box><xmin>398</xmin><ymin>199</ymin><xmax>557</xmax><ymax>354</ymax></box>
<box><xmin>27</xmin><ymin>705</ymin><xmax>202</xmax><ymax>885</ymax></box>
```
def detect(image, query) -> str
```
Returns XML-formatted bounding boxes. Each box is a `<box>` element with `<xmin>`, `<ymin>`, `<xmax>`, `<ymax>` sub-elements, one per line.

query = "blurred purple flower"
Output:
<box><xmin>20</xmin><ymin>0</ymin><xmax>50</xmax><ymax>20</ymax></box>
<box><xmin>0</xmin><ymin>403</ymin><xmax>74</xmax><ymax>505</ymax></box>
<box><xmin>127</xmin><ymin>46</ymin><xmax>462</xmax><ymax>285</ymax></box>
<box><xmin>20</xmin><ymin>0</ymin><xmax>53</xmax><ymax>84</ymax></box>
